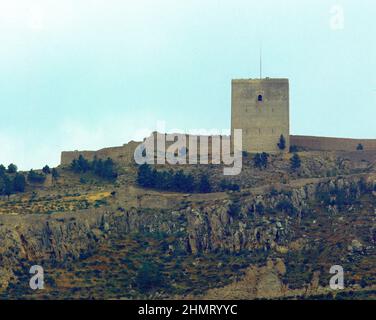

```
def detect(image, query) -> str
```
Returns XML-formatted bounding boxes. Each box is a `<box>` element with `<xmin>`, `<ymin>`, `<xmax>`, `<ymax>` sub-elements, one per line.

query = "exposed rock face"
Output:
<box><xmin>0</xmin><ymin>208</ymin><xmax>185</xmax><ymax>292</ymax></box>
<box><xmin>0</xmin><ymin>173</ymin><xmax>374</xmax><ymax>293</ymax></box>
<box><xmin>185</xmin><ymin>202</ymin><xmax>294</xmax><ymax>254</ymax></box>
<box><xmin>202</xmin><ymin>259</ymin><xmax>288</xmax><ymax>299</ymax></box>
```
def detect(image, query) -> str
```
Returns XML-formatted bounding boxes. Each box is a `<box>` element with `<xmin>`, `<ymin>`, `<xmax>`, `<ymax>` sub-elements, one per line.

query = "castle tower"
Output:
<box><xmin>231</xmin><ymin>78</ymin><xmax>290</xmax><ymax>153</ymax></box>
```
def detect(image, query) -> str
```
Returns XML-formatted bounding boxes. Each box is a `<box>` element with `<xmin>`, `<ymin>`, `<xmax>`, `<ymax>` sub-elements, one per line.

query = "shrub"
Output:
<box><xmin>220</xmin><ymin>180</ymin><xmax>240</xmax><ymax>192</ymax></box>
<box><xmin>276</xmin><ymin>199</ymin><xmax>296</xmax><ymax>215</ymax></box>
<box><xmin>228</xmin><ymin>201</ymin><xmax>241</xmax><ymax>218</ymax></box>
<box><xmin>135</xmin><ymin>262</ymin><xmax>165</xmax><ymax>293</ymax></box>
<box><xmin>270</xmin><ymin>187</ymin><xmax>279</xmax><ymax>196</ymax></box>
<box><xmin>255</xmin><ymin>203</ymin><xmax>265</xmax><ymax>215</ymax></box>
<box><xmin>253</xmin><ymin>152</ymin><xmax>269</xmax><ymax>169</ymax></box>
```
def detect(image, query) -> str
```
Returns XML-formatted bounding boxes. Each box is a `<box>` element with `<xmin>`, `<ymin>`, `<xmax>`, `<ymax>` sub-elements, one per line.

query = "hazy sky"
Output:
<box><xmin>0</xmin><ymin>0</ymin><xmax>375</xmax><ymax>169</ymax></box>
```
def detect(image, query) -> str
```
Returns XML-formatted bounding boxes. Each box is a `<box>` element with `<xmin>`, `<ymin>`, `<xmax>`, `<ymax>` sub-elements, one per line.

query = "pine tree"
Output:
<box><xmin>51</xmin><ymin>168</ymin><xmax>59</xmax><ymax>180</ymax></box>
<box><xmin>7</xmin><ymin>163</ymin><xmax>17</xmax><ymax>174</ymax></box>
<box><xmin>4</xmin><ymin>176</ymin><xmax>13</xmax><ymax>199</ymax></box>
<box><xmin>13</xmin><ymin>174</ymin><xmax>26</xmax><ymax>192</ymax></box>
<box><xmin>0</xmin><ymin>165</ymin><xmax>6</xmax><ymax>177</ymax></box>
<box><xmin>277</xmin><ymin>135</ymin><xmax>286</xmax><ymax>150</ymax></box>
<box><xmin>198</xmin><ymin>174</ymin><xmax>211</xmax><ymax>193</ymax></box>
<box><xmin>42</xmin><ymin>165</ymin><xmax>51</xmax><ymax>174</ymax></box>
<box><xmin>253</xmin><ymin>152</ymin><xmax>269</xmax><ymax>169</ymax></box>
<box><xmin>290</xmin><ymin>153</ymin><xmax>301</xmax><ymax>171</ymax></box>
<box><xmin>137</xmin><ymin>164</ymin><xmax>155</xmax><ymax>188</ymax></box>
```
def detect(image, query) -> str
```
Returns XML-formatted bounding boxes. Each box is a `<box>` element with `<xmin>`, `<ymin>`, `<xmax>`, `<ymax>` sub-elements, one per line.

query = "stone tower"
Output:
<box><xmin>231</xmin><ymin>78</ymin><xmax>290</xmax><ymax>153</ymax></box>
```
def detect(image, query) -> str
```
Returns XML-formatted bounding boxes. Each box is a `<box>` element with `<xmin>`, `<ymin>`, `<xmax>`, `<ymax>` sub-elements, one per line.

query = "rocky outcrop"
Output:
<box><xmin>0</xmin><ymin>173</ymin><xmax>374</xmax><ymax>292</ymax></box>
<box><xmin>0</xmin><ymin>208</ymin><xmax>186</xmax><ymax>291</ymax></box>
<box><xmin>202</xmin><ymin>259</ymin><xmax>288</xmax><ymax>299</ymax></box>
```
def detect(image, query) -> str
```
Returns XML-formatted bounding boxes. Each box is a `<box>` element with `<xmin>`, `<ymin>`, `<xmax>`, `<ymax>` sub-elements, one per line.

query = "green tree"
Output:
<box><xmin>183</xmin><ymin>173</ymin><xmax>195</xmax><ymax>193</ymax></box>
<box><xmin>154</xmin><ymin>170</ymin><xmax>173</xmax><ymax>190</ymax></box>
<box><xmin>51</xmin><ymin>168</ymin><xmax>59</xmax><ymax>180</ymax></box>
<box><xmin>228</xmin><ymin>201</ymin><xmax>241</xmax><ymax>218</ymax></box>
<box><xmin>3</xmin><ymin>176</ymin><xmax>13</xmax><ymax>199</ymax></box>
<box><xmin>27</xmin><ymin>170</ymin><xmax>46</xmax><ymax>183</ymax></box>
<box><xmin>137</xmin><ymin>164</ymin><xmax>155</xmax><ymax>188</ymax></box>
<box><xmin>70</xmin><ymin>155</ymin><xmax>90</xmax><ymax>173</ymax></box>
<box><xmin>290</xmin><ymin>153</ymin><xmax>301</xmax><ymax>171</ymax></box>
<box><xmin>93</xmin><ymin>158</ymin><xmax>104</xmax><ymax>176</ymax></box>
<box><xmin>198</xmin><ymin>174</ymin><xmax>211</xmax><ymax>193</ymax></box>
<box><xmin>42</xmin><ymin>165</ymin><xmax>51</xmax><ymax>174</ymax></box>
<box><xmin>253</xmin><ymin>152</ymin><xmax>269</xmax><ymax>169</ymax></box>
<box><xmin>77</xmin><ymin>155</ymin><xmax>90</xmax><ymax>172</ymax></box>
<box><xmin>13</xmin><ymin>174</ymin><xmax>26</xmax><ymax>192</ymax></box>
<box><xmin>220</xmin><ymin>179</ymin><xmax>240</xmax><ymax>191</ymax></box>
<box><xmin>172</xmin><ymin>170</ymin><xmax>186</xmax><ymax>191</ymax></box>
<box><xmin>101</xmin><ymin>158</ymin><xmax>117</xmax><ymax>180</ymax></box>
<box><xmin>171</xmin><ymin>170</ymin><xmax>195</xmax><ymax>192</ymax></box>
<box><xmin>277</xmin><ymin>135</ymin><xmax>286</xmax><ymax>151</ymax></box>
<box><xmin>135</xmin><ymin>261</ymin><xmax>165</xmax><ymax>293</ymax></box>
<box><xmin>7</xmin><ymin>163</ymin><xmax>17</xmax><ymax>174</ymax></box>
<box><xmin>0</xmin><ymin>165</ymin><xmax>6</xmax><ymax>176</ymax></box>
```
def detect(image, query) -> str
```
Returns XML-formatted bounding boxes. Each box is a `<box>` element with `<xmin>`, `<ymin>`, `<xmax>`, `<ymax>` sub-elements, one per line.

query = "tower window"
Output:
<box><xmin>258</xmin><ymin>95</ymin><xmax>263</xmax><ymax>102</ymax></box>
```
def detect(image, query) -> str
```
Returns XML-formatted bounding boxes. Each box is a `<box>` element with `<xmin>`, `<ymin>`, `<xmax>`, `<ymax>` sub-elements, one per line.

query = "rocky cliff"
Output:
<box><xmin>1</xmin><ymin>172</ymin><xmax>374</xmax><ymax>298</ymax></box>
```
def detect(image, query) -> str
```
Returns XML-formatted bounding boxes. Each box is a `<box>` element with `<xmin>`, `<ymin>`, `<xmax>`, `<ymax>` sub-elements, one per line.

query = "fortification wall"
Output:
<box><xmin>60</xmin><ymin>141</ymin><xmax>140</xmax><ymax>166</ymax></box>
<box><xmin>60</xmin><ymin>134</ymin><xmax>376</xmax><ymax>167</ymax></box>
<box><xmin>60</xmin><ymin>133</ymin><xmax>230</xmax><ymax>166</ymax></box>
<box><xmin>291</xmin><ymin>135</ymin><xmax>376</xmax><ymax>152</ymax></box>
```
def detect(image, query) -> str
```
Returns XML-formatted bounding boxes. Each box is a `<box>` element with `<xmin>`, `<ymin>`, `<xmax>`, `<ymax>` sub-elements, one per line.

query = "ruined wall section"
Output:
<box><xmin>60</xmin><ymin>141</ymin><xmax>140</xmax><ymax>166</ymax></box>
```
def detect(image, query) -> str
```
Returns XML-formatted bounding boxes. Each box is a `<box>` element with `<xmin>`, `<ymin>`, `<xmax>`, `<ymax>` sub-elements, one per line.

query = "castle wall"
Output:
<box><xmin>291</xmin><ymin>135</ymin><xmax>376</xmax><ymax>152</ymax></box>
<box><xmin>60</xmin><ymin>133</ymin><xmax>231</xmax><ymax>166</ymax></box>
<box><xmin>231</xmin><ymin>78</ymin><xmax>290</xmax><ymax>153</ymax></box>
<box><xmin>60</xmin><ymin>134</ymin><xmax>376</xmax><ymax>167</ymax></box>
<box><xmin>60</xmin><ymin>141</ymin><xmax>140</xmax><ymax>166</ymax></box>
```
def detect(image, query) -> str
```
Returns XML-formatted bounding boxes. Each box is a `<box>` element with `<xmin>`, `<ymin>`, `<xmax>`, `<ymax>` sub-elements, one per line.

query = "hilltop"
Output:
<box><xmin>0</xmin><ymin>138</ymin><xmax>375</xmax><ymax>299</ymax></box>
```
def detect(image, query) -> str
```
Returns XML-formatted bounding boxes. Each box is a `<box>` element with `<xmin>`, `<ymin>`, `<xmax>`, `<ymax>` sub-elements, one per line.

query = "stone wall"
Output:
<box><xmin>291</xmin><ymin>135</ymin><xmax>376</xmax><ymax>152</ymax></box>
<box><xmin>231</xmin><ymin>78</ymin><xmax>290</xmax><ymax>153</ymax></box>
<box><xmin>60</xmin><ymin>141</ymin><xmax>140</xmax><ymax>166</ymax></box>
<box><xmin>60</xmin><ymin>134</ymin><xmax>376</xmax><ymax>166</ymax></box>
<box><xmin>60</xmin><ymin>132</ymin><xmax>238</xmax><ymax>166</ymax></box>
